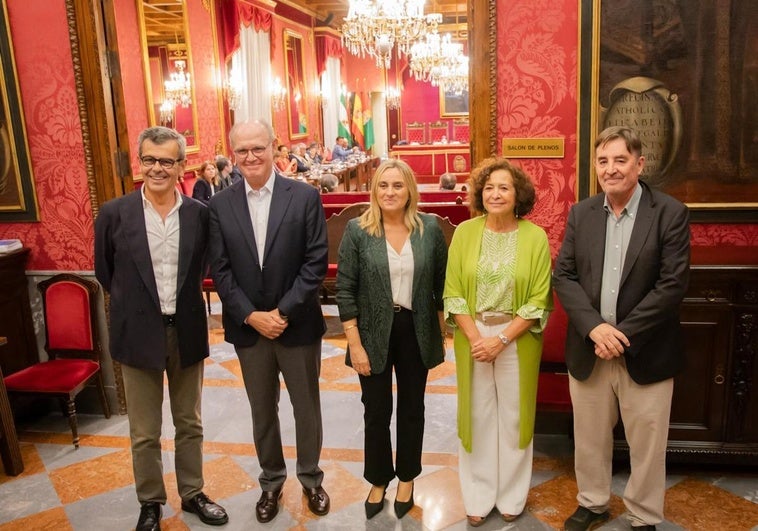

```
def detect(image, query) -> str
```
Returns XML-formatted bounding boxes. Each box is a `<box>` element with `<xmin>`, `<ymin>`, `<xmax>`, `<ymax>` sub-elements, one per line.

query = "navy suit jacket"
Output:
<box><xmin>94</xmin><ymin>191</ymin><xmax>210</xmax><ymax>370</ymax></box>
<box><xmin>553</xmin><ymin>181</ymin><xmax>690</xmax><ymax>384</ymax></box>
<box><xmin>207</xmin><ymin>174</ymin><xmax>328</xmax><ymax>347</ymax></box>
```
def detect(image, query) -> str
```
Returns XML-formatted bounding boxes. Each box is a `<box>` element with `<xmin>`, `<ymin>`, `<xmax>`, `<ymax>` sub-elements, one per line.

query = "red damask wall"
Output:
<box><xmin>497</xmin><ymin>0</ymin><xmax>757</xmax><ymax>260</ymax></box>
<box><xmin>0</xmin><ymin>0</ymin><xmax>93</xmax><ymax>271</ymax></box>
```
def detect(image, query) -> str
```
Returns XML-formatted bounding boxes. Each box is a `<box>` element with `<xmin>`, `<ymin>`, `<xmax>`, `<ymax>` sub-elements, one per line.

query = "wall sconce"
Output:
<box><xmin>386</xmin><ymin>86</ymin><xmax>401</xmax><ymax>110</ymax></box>
<box><xmin>159</xmin><ymin>100</ymin><xmax>175</xmax><ymax>126</ymax></box>
<box><xmin>315</xmin><ymin>80</ymin><xmax>327</xmax><ymax>108</ymax></box>
<box><xmin>225</xmin><ymin>65</ymin><xmax>243</xmax><ymax>111</ymax></box>
<box><xmin>271</xmin><ymin>77</ymin><xmax>286</xmax><ymax>111</ymax></box>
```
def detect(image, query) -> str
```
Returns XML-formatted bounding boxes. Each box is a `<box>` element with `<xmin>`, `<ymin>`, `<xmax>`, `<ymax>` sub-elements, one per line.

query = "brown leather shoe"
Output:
<box><xmin>302</xmin><ymin>486</ymin><xmax>330</xmax><ymax>516</ymax></box>
<box><xmin>255</xmin><ymin>489</ymin><xmax>283</xmax><ymax>523</ymax></box>
<box><xmin>181</xmin><ymin>492</ymin><xmax>228</xmax><ymax>525</ymax></box>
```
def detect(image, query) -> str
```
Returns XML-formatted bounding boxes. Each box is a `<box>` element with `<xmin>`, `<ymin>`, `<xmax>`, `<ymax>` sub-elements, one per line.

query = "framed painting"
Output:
<box><xmin>440</xmin><ymin>88</ymin><xmax>469</xmax><ymax>117</ymax></box>
<box><xmin>0</xmin><ymin>1</ymin><xmax>38</xmax><ymax>222</ymax></box>
<box><xmin>578</xmin><ymin>0</ymin><xmax>757</xmax><ymax>222</ymax></box>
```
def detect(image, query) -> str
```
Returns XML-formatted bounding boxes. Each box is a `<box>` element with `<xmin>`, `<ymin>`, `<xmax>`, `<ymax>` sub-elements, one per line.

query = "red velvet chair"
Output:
<box><xmin>429</xmin><ymin>121</ymin><xmax>450</xmax><ymax>142</ymax></box>
<box><xmin>536</xmin><ymin>295</ymin><xmax>571</xmax><ymax>412</ymax></box>
<box><xmin>405</xmin><ymin>122</ymin><xmax>426</xmax><ymax>144</ymax></box>
<box><xmin>453</xmin><ymin>119</ymin><xmax>470</xmax><ymax>143</ymax></box>
<box><xmin>3</xmin><ymin>274</ymin><xmax>111</xmax><ymax>448</ymax></box>
<box><xmin>202</xmin><ymin>277</ymin><xmax>216</xmax><ymax>314</ymax></box>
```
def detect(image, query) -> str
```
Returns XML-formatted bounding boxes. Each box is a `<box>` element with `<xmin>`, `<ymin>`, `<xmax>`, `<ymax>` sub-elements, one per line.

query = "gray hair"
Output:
<box><xmin>439</xmin><ymin>172</ymin><xmax>457</xmax><ymax>190</ymax></box>
<box><xmin>229</xmin><ymin>120</ymin><xmax>275</xmax><ymax>147</ymax></box>
<box><xmin>137</xmin><ymin>126</ymin><xmax>186</xmax><ymax>160</ymax></box>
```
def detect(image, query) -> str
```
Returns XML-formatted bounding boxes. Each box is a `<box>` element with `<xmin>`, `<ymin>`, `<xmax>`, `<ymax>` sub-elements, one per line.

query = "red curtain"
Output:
<box><xmin>315</xmin><ymin>33</ymin><xmax>343</xmax><ymax>76</ymax></box>
<box><xmin>217</xmin><ymin>0</ymin><xmax>274</xmax><ymax>61</ymax></box>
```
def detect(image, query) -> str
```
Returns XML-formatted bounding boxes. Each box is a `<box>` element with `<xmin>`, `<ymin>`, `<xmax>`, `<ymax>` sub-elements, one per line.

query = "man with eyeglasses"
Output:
<box><xmin>208</xmin><ymin>120</ymin><xmax>330</xmax><ymax>524</ymax></box>
<box><xmin>95</xmin><ymin>127</ymin><xmax>229</xmax><ymax>531</ymax></box>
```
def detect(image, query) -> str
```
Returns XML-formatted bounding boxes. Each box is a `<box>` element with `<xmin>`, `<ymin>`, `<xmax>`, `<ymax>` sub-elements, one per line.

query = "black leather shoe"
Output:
<box><xmin>256</xmin><ymin>489</ymin><xmax>283</xmax><ymax>523</ymax></box>
<box><xmin>364</xmin><ymin>484</ymin><xmax>387</xmax><ymax>519</ymax></box>
<box><xmin>136</xmin><ymin>502</ymin><xmax>161</xmax><ymax>531</ymax></box>
<box><xmin>181</xmin><ymin>492</ymin><xmax>229</xmax><ymax>526</ymax></box>
<box><xmin>394</xmin><ymin>483</ymin><xmax>414</xmax><ymax>519</ymax></box>
<box><xmin>303</xmin><ymin>486</ymin><xmax>330</xmax><ymax>516</ymax></box>
<box><xmin>564</xmin><ymin>506</ymin><xmax>610</xmax><ymax>531</ymax></box>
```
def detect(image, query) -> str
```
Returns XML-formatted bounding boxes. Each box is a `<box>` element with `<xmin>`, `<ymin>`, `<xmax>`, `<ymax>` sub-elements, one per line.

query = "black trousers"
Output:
<box><xmin>359</xmin><ymin>308</ymin><xmax>429</xmax><ymax>485</ymax></box>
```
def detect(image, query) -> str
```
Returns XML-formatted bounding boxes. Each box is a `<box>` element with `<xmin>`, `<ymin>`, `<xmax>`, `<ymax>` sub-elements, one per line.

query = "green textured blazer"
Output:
<box><xmin>336</xmin><ymin>213</ymin><xmax>448</xmax><ymax>373</ymax></box>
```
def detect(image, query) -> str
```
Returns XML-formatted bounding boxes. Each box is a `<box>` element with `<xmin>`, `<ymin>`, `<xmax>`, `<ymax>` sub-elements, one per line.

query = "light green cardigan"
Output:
<box><xmin>443</xmin><ymin>216</ymin><xmax>553</xmax><ymax>451</ymax></box>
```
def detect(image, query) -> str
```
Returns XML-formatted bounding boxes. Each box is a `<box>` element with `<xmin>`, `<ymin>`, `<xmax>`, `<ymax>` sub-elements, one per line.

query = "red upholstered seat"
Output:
<box><xmin>202</xmin><ymin>278</ymin><xmax>216</xmax><ymax>314</ymax></box>
<box><xmin>4</xmin><ymin>359</ymin><xmax>100</xmax><ymax>394</ymax></box>
<box><xmin>537</xmin><ymin>296</ymin><xmax>571</xmax><ymax>411</ymax></box>
<box><xmin>3</xmin><ymin>274</ymin><xmax>110</xmax><ymax>448</ymax></box>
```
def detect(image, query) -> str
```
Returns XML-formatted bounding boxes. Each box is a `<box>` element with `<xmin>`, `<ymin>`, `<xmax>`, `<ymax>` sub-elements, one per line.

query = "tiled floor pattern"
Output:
<box><xmin>1</xmin><ymin>302</ymin><xmax>757</xmax><ymax>530</ymax></box>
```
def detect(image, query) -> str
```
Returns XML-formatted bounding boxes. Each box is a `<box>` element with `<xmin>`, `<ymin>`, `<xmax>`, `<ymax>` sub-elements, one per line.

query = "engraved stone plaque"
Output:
<box><xmin>602</xmin><ymin>77</ymin><xmax>682</xmax><ymax>186</ymax></box>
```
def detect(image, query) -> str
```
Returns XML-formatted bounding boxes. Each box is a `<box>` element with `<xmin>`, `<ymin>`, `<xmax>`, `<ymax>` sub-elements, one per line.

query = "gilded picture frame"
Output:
<box><xmin>440</xmin><ymin>88</ymin><xmax>469</xmax><ymax>118</ymax></box>
<box><xmin>0</xmin><ymin>1</ymin><xmax>39</xmax><ymax>222</ymax></box>
<box><xmin>578</xmin><ymin>0</ymin><xmax>757</xmax><ymax>222</ymax></box>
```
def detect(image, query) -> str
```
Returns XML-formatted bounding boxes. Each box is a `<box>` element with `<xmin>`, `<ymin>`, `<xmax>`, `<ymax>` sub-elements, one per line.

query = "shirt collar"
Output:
<box><xmin>141</xmin><ymin>184</ymin><xmax>183</xmax><ymax>213</ymax></box>
<box><xmin>244</xmin><ymin>170</ymin><xmax>276</xmax><ymax>195</ymax></box>
<box><xmin>603</xmin><ymin>182</ymin><xmax>642</xmax><ymax>218</ymax></box>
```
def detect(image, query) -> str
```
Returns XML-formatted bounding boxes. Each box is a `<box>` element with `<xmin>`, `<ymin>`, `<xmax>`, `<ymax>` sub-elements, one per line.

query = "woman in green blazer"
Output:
<box><xmin>443</xmin><ymin>157</ymin><xmax>552</xmax><ymax>527</ymax></box>
<box><xmin>336</xmin><ymin>159</ymin><xmax>447</xmax><ymax>520</ymax></box>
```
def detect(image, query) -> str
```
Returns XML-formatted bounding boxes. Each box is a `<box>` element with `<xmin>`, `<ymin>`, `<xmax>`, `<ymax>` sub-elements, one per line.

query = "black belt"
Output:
<box><xmin>162</xmin><ymin>314</ymin><xmax>176</xmax><ymax>327</ymax></box>
<box><xmin>393</xmin><ymin>304</ymin><xmax>411</xmax><ymax>313</ymax></box>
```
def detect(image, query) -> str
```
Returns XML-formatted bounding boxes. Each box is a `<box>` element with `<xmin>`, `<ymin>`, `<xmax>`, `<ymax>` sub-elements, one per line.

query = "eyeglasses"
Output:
<box><xmin>140</xmin><ymin>156</ymin><xmax>183</xmax><ymax>169</ymax></box>
<box><xmin>233</xmin><ymin>143</ymin><xmax>271</xmax><ymax>159</ymax></box>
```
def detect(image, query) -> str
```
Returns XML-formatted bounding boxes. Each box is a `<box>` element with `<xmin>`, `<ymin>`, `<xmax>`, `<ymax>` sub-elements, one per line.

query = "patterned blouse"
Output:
<box><xmin>445</xmin><ymin>228</ymin><xmax>546</xmax><ymax>330</ymax></box>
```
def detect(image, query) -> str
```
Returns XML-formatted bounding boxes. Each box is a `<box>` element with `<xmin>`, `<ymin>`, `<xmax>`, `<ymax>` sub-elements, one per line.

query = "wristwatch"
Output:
<box><xmin>497</xmin><ymin>332</ymin><xmax>510</xmax><ymax>346</ymax></box>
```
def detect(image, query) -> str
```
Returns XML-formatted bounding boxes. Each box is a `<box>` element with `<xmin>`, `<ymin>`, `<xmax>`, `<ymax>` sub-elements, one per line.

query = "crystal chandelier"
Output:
<box><xmin>409</xmin><ymin>31</ymin><xmax>464</xmax><ymax>83</ymax></box>
<box><xmin>433</xmin><ymin>54</ymin><xmax>469</xmax><ymax>95</ymax></box>
<box><xmin>159</xmin><ymin>100</ymin><xmax>174</xmax><ymax>125</ymax></box>
<box><xmin>342</xmin><ymin>0</ymin><xmax>442</xmax><ymax>69</ymax></box>
<box><xmin>164</xmin><ymin>60</ymin><xmax>192</xmax><ymax>108</ymax></box>
<box><xmin>386</xmin><ymin>86</ymin><xmax>401</xmax><ymax>109</ymax></box>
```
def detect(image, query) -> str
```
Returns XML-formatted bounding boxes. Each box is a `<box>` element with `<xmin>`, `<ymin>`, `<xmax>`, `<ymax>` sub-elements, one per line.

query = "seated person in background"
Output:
<box><xmin>215</xmin><ymin>156</ymin><xmax>235</xmax><ymax>189</ymax></box>
<box><xmin>290</xmin><ymin>143</ymin><xmax>311</xmax><ymax>173</ymax></box>
<box><xmin>439</xmin><ymin>172</ymin><xmax>457</xmax><ymax>190</ymax></box>
<box><xmin>306</xmin><ymin>142</ymin><xmax>323</xmax><ymax>165</ymax></box>
<box><xmin>192</xmin><ymin>160</ymin><xmax>220</xmax><ymax>204</ymax></box>
<box><xmin>320</xmin><ymin>173</ymin><xmax>339</xmax><ymax>193</ymax></box>
<box><xmin>275</xmin><ymin>145</ymin><xmax>298</xmax><ymax>175</ymax></box>
<box><xmin>332</xmin><ymin>136</ymin><xmax>351</xmax><ymax>162</ymax></box>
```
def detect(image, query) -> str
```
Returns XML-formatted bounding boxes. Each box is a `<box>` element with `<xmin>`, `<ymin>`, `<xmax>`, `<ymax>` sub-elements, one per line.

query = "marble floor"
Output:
<box><xmin>2</xmin><ymin>302</ymin><xmax>758</xmax><ymax>530</ymax></box>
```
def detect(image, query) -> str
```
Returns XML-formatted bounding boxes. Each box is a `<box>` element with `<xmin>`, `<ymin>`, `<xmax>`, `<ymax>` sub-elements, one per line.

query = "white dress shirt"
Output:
<box><xmin>245</xmin><ymin>171</ymin><xmax>276</xmax><ymax>268</ymax></box>
<box><xmin>141</xmin><ymin>187</ymin><xmax>182</xmax><ymax>315</ymax></box>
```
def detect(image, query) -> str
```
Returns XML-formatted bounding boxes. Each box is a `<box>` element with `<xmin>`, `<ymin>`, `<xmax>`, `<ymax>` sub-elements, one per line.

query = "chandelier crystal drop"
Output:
<box><xmin>409</xmin><ymin>31</ymin><xmax>464</xmax><ymax>83</ymax></box>
<box><xmin>342</xmin><ymin>0</ymin><xmax>442</xmax><ymax>69</ymax></box>
<box><xmin>164</xmin><ymin>60</ymin><xmax>192</xmax><ymax>108</ymax></box>
<box><xmin>432</xmin><ymin>54</ymin><xmax>469</xmax><ymax>95</ymax></box>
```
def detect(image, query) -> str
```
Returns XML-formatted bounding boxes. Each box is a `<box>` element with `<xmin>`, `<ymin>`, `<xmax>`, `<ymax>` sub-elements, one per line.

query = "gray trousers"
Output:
<box><xmin>121</xmin><ymin>326</ymin><xmax>204</xmax><ymax>504</ymax></box>
<box><xmin>236</xmin><ymin>338</ymin><xmax>324</xmax><ymax>491</ymax></box>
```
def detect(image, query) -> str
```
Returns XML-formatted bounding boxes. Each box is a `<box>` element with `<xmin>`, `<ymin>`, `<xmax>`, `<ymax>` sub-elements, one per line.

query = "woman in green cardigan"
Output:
<box><xmin>336</xmin><ymin>159</ymin><xmax>447</xmax><ymax>520</ymax></box>
<box><xmin>443</xmin><ymin>157</ymin><xmax>552</xmax><ymax>527</ymax></box>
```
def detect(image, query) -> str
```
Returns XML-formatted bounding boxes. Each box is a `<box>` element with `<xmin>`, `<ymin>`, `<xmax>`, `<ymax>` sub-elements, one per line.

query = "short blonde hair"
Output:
<box><xmin>359</xmin><ymin>159</ymin><xmax>423</xmax><ymax>237</ymax></box>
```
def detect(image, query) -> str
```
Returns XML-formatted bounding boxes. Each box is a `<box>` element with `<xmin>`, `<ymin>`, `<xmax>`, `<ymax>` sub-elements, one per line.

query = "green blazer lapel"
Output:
<box><xmin>410</xmin><ymin>228</ymin><xmax>424</xmax><ymax>305</ymax></box>
<box><xmin>368</xmin><ymin>231</ymin><xmax>393</xmax><ymax>303</ymax></box>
